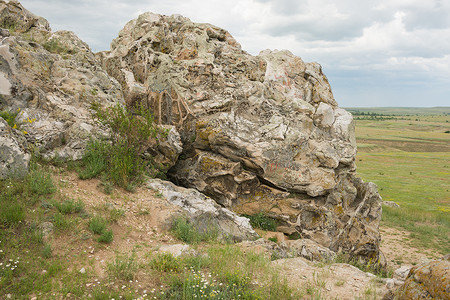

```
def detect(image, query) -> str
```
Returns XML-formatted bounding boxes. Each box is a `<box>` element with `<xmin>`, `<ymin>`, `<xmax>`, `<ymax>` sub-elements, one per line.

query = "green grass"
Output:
<box><xmin>170</xmin><ymin>215</ymin><xmax>219</xmax><ymax>244</ymax></box>
<box><xmin>354</xmin><ymin>112</ymin><xmax>450</xmax><ymax>255</ymax></box>
<box><xmin>242</xmin><ymin>212</ymin><xmax>277</xmax><ymax>231</ymax></box>
<box><xmin>107</xmin><ymin>252</ymin><xmax>138</xmax><ymax>281</ymax></box>
<box><xmin>89</xmin><ymin>215</ymin><xmax>108</xmax><ymax>235</ymax></box>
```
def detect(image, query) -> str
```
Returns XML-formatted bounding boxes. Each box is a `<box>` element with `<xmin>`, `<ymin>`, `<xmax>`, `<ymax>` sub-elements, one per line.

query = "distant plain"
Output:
<box><xmin>347</xmin><ymin>107</ymin><xmax>450</xmax><ymax>256</ymax></box>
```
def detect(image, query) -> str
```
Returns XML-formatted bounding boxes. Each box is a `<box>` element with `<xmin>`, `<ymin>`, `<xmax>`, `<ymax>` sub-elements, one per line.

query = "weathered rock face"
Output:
<box><xmin>397</xmin><ymin>256</ymin><xmax>450</xmax><ymax>300</ymax></box>
<box><xmin>101</xmin><ymin>12</ymin><xmax>383</xmax><ymax>263</ymax></box>
<box><xmin>0</xmin><ymin>0</ymin><xmax>124</xmax><ymax>160</ymax></box>
<box><xmin>147</xmin><ymin>178</ymin><xmax>258</xmax><ymax>242</ymax></box>
<box><xmin>0</xmin><ymin>117</ymin><xmax>30</xmax><ymax>178</ymax></box>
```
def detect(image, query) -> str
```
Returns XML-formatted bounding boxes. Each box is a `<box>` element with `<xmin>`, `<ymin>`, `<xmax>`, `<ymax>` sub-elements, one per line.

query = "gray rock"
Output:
<box><xmin>158</xmin><ymin>244</ymin><xmax>191</xmax><ymax>257</ymax></box>
<box><xmin>39</xmin><ymin>221</ymin><xmax>54</xmax><ymax>237</ymax></box>
<box><xmin>394</xmin><ymin>265</ymin><xmax>412</xmax><ymax>281</ymax></box>
<box><xmin>147</xmin><ymin>178</ymin><xmax>258</xmax><ymax>242</ymax></box>
<box><xmin>0</xmin><ymin>118</ymin><xmax>30</xmax><ymax>178</ymax></box>
<box><xmin>284</xmin><ymin>238</ymin><xmax>337</xmax><ymax>262</ymax></box>
<box><xmin>383</xmin><ymin>201</ymin><xmax>400</xmax><ymax>208</ymax></box>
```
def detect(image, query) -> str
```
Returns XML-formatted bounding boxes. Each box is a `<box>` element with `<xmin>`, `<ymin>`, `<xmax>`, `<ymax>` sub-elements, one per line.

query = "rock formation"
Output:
<box><xmin>147</xmin><ymin>178</ymin><xmax>258</xmax><ymax>242</ymax></box>
<box><xmin>0</xmin><ymin>0</ymin><xmax>124</xmax><ymax>161</ymax></box>
<box><xmin>397</xmin><ymin>255</ymin><xmax>450</xmax><ymax>300</ymax></box>
<box><xmin>100</xmin><ymin>12</ymin><xmax>384</xmax><ymax>264</ymax></box>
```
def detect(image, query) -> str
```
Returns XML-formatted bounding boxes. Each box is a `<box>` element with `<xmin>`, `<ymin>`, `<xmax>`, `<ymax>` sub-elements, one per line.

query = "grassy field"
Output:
<box><xmin>353</xmin><ymin>108</ymin><xmax>450</xmax><ymax>255</ymax></box>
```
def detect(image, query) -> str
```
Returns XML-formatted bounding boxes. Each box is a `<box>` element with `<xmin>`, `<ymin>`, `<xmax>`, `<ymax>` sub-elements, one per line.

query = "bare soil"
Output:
<box><xmin>44</xmin><ymin>170</ymin><xmax>440</xmax><ymax>299</ymax></box>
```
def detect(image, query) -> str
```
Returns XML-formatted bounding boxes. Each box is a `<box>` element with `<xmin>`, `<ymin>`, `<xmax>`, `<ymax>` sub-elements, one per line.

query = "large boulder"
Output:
<box><xmin>100</xmin><ymin>12</ymin><xmax>384</xmax><ymax>263</ymax></box>
<box><xmin>0</xmin><ymin>0</ymin><xmax>124</xmax><ymax>161</ymax></box>
<box><xmin>397</xmin><ymin>256</ymin><xmax>450</xmax><ymax>300</ymax></box>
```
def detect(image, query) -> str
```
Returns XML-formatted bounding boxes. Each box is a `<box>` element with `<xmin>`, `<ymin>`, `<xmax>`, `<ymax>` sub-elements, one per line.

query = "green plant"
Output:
<box><xmin>89</xmin><ymin>215</ymin><xmax>107</xmax><ymax>235</ymax></box>
<box><xmin>52</xmin><ymin>212</ymin><xmax>70</xmax><ymax>230</ymax></box>
<box><xmin>170</xmin><ymin>216</ymin><xmax>218</xmax><ymax>244</ymax></box>
<box><xmin>107</xmin><ymin>252</ymin><xmax>138</xmax><ymax>281</ymax></box>
<box><xmin>26</xmin><ymin>164</ymin><xmax>56</xmax><ymax>196</ymax></box>
<box><xmin>78</xmin><ymin>139</ymin><xmax>108</xmax><ymax>179</ymax></box>
<box><xmin>0</xmin><ymin>199</ymin><xmax>25</xmax><ymax>227</ymax></box>
<box><xmin>98</xmin><ymin>229</ymin><xmax>113</xmax><ymax>243</ymax></box>
<box><xmin>149</xmin><ymin>252</ymin><xmax>181</xmax><ymax>272</ymax></box>
<box><xmin>0</xmin><ymin>109</ymin><xmax>20</xmax><ymax>128</ymax></box>
<box><xmin>242</xmin><ymin>212</ymin><xmax>277</xmax><ymax>231</ymax></box>
<box><xmin>81</xmin><ymin>102</ymin><xmax>162</xmax><ymax>188</ymax></box>
<box><xmin>109</xmin><ymin>208</ymin><xmax>125</xmax><ymax>223</ymax></box>
<box><xmin>54</xmin><ymin>198</ymin><xmax>84</xmax><ymax>214</ymax></box>
<box><xmin>42</xmin><ymin>243</ymin><xmax>52</xmax><ymax>258</ymax></box>
<box><xmin>268</xmin><ymin>237</ymin><xmax>278</xmax><ymax>243</ymax></box>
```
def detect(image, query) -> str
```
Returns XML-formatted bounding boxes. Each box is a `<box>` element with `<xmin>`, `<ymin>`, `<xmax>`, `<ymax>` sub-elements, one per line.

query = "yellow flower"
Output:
<box><xmin>13</xmin><ymin>124</ymin><xmax>17</xmax><ymax>129</ymax></box>
<box><xmin>22</xmin><ymin>131</ymin><xmax>27</xmax><ymax>134</ymax></box>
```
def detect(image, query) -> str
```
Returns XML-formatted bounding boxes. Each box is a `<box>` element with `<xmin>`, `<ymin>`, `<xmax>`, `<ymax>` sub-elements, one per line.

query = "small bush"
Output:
<box><xmin>89</xmin><ymin>216</ymin><xmax>107</xmax><ymax>235</ymax></box>
<box><xmin>107</xmin><ymin>252</ymin><xmax>138</xmax><ymax>281</ymax></box>
<box><xmin>54</xmin><ymin>199</ymin><xmax>84</xmax><ymax>214</ymax></box>
<box><xmin>53</xmin><ymin>212</ymin><xmax>70</xmax><ymax>230</ymax></box>
<box><xmin>42</xmin><ymin>243</ymin><xmax>52</xmax><ymax>258</ymax></box>
<box><xmin>79</xmin><ymin>102</ymin><xmax>165</xmax><ymax>189</ymax></box>
<box><xmin>242</xmin><ymin>212</ymin><xmax>277</xmax><ymax>231</ymax></box>
<box><xmin>149</xmin><ymin>252</ymin><xmax>181</xmax><ymax>272</ymax></box>
<box><xmin>0</xmin><ymin>109</ymin><xmax>19</xmax><ymax>128</ymax></box>
<box><xmin>78</xmin><ymin>139</ymin><xmax>108</xmax><ymax>179</ymax></box>
<box><xmin>26</xmin><ymin>165</ymin><xmax>56</xmax><ymax>196</ymax></box>
<box><xmin>98</xmin><ymin>229</ymin><xmax>113</xmax><ymax>243</ymax></box>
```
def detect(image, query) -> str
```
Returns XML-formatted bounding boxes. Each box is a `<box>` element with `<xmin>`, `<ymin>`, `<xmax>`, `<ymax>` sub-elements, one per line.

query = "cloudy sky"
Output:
<box><xmin>20</xmin><ymin>0</ymin><xmax>450</xmax><ymax>107</ymax></box>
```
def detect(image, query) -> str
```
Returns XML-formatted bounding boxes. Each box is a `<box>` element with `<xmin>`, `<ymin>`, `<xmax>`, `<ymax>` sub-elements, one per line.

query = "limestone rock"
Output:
<box><xmin>237</xmin><ymin>238</ymin><xmax>288</xmax><ymax>260</ymax></box>
<box><xmin>146</xmin><ymin>178</ymin><xmax>258</xmax><ymax>242</ymax></box>
<box><xmin>397</xmin><ymin>257</ymin><xmax>450</xmax><ymax>300</ymax></box>
<box><xmin>158</xmin><ymin>244</ymin><xmax>192</xmax><ymax>257</ymax></box>
<box><xmin>0</xmin><ymin>117</ymin><xmax>30</xmax><ymax>178</ymax></box>
<box><xmin>284</xmin><ymin>238</ymin><xmax>337</xmax><ymax>262</ymax></box>
<box><xmin>101</xmin><ymin>11</ymin><xmax>384</xmax><ymax>264</ymax></box>
<box><xmin>0</xmin><ymin>0</ymin><xmax>124</xmax><ymax>161</ymax></box>
<box><xmin>394</xmin><ymin>265</ymin><xmax>412</xmax><ymax>281</ymax></box>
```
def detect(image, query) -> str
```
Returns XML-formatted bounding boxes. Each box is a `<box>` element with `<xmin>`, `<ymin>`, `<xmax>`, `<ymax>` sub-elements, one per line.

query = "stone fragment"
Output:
<box><xmin>147</xmin><ymin>178</ymin><xmax>258</xmax><ymax>242</ymax></box>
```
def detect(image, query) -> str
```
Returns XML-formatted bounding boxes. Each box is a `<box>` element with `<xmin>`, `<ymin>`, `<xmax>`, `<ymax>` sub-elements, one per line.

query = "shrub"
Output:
<box><xmin>149</xmin><ymin>252</ymin><xmax>181</xmax><ymax>272</ymax></box>
<box><xmin>89</xmin><ymin>216</ymin><xmax>107</xmax><ymax>235</ymax></box>
<box><xmin>0</xmin><ymin>200</ymin><xmax>25</xmax><ymax>227</ymax></box>
<box><xmin>107</xmin><ymin>252</ymin><xmax>138</xmax><ymax>281</ymax></box>
<box><xmin>26</xmin><ymin>164</ymin><xmax>56</xmax><ymax>196</ymax></box>
<box><xmin>54</xmin><ymin>199</ymin><xmax>84</xmax><ymax>214</ymax></box>
<box><xmin>78</xmin><ymin>139</ymin><xmax>108</xmax><ymax>179</ymax></box>
<box><xmin>42</xmin><ymin>243</ymin><xmax>52</xmax><ymax>258</ymax></box>
<box><xmin>242</xmin><ymin>212</ymin><xmax>277</xmax><ymax>231</ymax></box>
<box><xmin>98</xmin><ymin>229</ymin><xmax>113</xmax><ymax>243</ymax></box>
<box><xmin>79</xmin><ymin>102</ymin><xmax>165</xmax><ymax>188</ymax></box>
<box><xmin>0</xmin><ymin>109</ymin><xmax>19</xmax><ymax>128</ymax></box>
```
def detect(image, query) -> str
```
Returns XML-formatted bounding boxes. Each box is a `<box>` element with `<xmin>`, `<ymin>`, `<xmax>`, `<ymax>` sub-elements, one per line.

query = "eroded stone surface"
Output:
<box><xmin>101</xmin><ymin>11</ymin><xmax>384</xmax><ymax>264</ymax></box>
<box><xmin>0</xmin><ymin>0</ymin><xmax>124</xmax><ymax>161</ymax></box>
<box><xmin>397</xmin><ymin>256</ymin><xmax>450</xmax><ymax>300</ymax></box>
<box><xmin>0</xmin><ymin>117</ymin><xmax>30</xmax><ymax>178</ymax></box>
<box><xmin>146</xmin><ymin>178</ymin><xmax>258</xmax><ymax>242</ymax></box>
